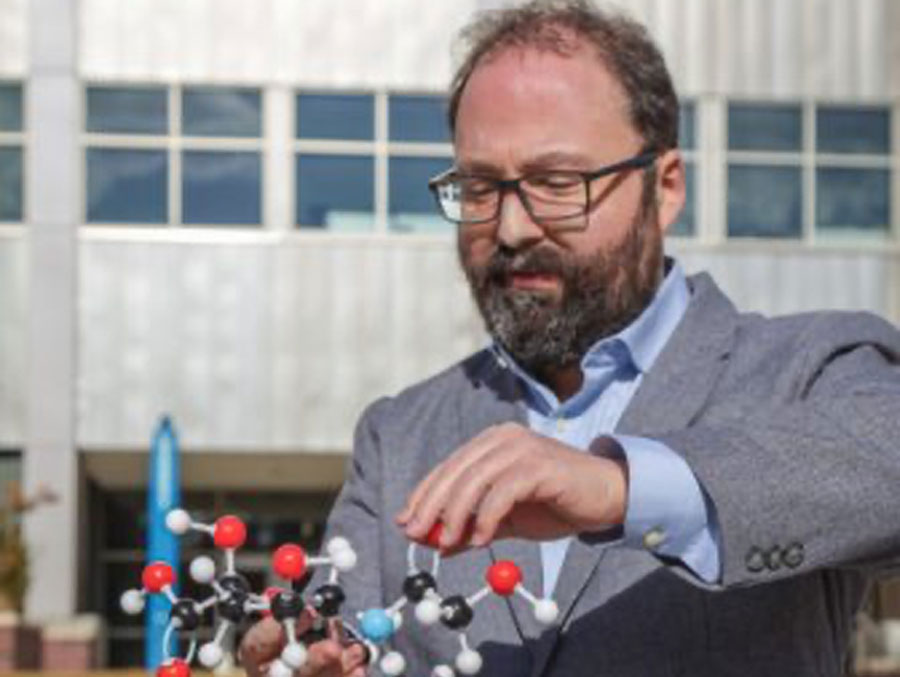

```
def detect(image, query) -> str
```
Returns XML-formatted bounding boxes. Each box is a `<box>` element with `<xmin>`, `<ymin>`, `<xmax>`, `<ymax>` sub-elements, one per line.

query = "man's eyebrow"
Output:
<box><xmin>455</xmin><ymin>152</ymin><xmax>594</xmax><ymax>176</ymax></box>
<box><xmin>520</xmin><ymin>152</ymin><xmax>593</xmax><ymax>172</ymax></box>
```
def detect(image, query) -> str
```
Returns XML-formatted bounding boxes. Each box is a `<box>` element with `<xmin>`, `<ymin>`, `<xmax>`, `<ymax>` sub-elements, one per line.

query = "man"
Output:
<box><xmin>242</xmin><ymin>1</ymin><xmax>900</xmax><ymax>675</ymax></box>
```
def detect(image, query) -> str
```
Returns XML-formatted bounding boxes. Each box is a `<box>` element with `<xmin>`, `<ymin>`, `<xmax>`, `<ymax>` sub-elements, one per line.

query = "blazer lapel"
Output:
<box><xmin>617</xmin><ymin>272</ymin><xmax>738</xmax><ymax>436</ymax></box>
<box><xmin>528</xmin><ymin>273</ymin><xmax>740</xmax><ymax>677</ymax></box>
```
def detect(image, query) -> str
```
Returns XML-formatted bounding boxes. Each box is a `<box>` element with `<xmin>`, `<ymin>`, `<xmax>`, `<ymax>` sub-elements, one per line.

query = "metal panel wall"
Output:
<box><xmin>0</xmin><ymin>0</ymin><xmax>27</xmax><ymax>78</ymax></box>
<box><xmin>79</xmin><ymin>0</ymin><xmax>478</xmax><ymax>89</ymax></box>
<box><xmin>608</xmin><ymin>0</ymin><xmax>895</xmax><ymax>98</ymax></box>
<box><xmin>77</xmin><ymin>235</ymin><xmax>484</xmax><ymax>450</ymax></box>
<box><xmin>0</xmin><ymin>236</ymin><xmax>26</xmax><ymax>446</ymax></box>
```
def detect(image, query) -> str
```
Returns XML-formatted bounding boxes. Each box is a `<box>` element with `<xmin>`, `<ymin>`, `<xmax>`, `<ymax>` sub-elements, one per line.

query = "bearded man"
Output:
<box><xmin>242</xmin><ymin>1</ymin><xmax>900</xmax><ymax>675</ymax></box>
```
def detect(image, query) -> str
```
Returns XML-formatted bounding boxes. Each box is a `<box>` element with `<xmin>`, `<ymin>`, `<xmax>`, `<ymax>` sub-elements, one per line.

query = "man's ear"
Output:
<box><xmin>654</xmin><ymin>149</ymin><xmax>686</xmax><ymax>236</ymax></box>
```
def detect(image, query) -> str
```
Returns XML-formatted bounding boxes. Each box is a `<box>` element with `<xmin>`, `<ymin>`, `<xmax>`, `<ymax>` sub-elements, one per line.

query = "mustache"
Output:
<box><xmin>484</xmin><ymin>246</ymin><xmax>568</xmax><ymax>283</ymax></box>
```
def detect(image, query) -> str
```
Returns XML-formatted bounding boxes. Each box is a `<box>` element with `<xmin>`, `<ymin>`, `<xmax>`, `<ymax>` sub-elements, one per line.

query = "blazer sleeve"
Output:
<box><xmin>307</xmin><ymin>397</ymin><xmax>391</xmax><ymax>624</ymax></box>
<box><xmin>654</xmin><ymin>313</ymin><xmax>900</xmax><ymax>589</ymax></box>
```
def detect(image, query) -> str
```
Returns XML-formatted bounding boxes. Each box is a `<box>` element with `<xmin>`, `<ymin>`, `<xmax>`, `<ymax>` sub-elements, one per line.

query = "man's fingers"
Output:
<box><xmin>403</xmin><ymin>426</ymin><xmax>514</xmax><ymax>540</ymax></box>
<box><xmin>341</xmin><ymin>643</ymin><xmax>369</xmax><ymax>672</ymax></box>
<box><xmin>297</xmin><ymin>640</ymin><xmax>343</xmax><ymax>676</ymax></box>
<box><xmin>240</xmin><ymin>617</ymin><xmax>286</xmax><ymax>665</ymax></box>
<box><xmin>473</xmin><ymin>467</ymin><xmax>543</xmax><ymax>544</ymax></box>
<box><xmin>438</xmin><ymin>446</ymin><xmax>522</xmax><ymax>548</ymax></box>
<box><xmin>398</xmin><ymin>424</ymin><xmax>519</xmax><ymax>527</ymax></box>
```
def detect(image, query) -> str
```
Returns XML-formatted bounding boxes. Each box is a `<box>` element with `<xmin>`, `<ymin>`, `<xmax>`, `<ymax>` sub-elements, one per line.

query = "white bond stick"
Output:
<box><xmin>514</xmin><ymin>585</ymin><xmax>537</xmax><ymax>604</ymax></box>
<box><xmin>198</xmin><ymin>596</ymin><xmax>218</xmax><ymax>612</ymax></box>
<box><xmin>214</xmin><ymin>619</ymin><xmax>231</xmax><ymax>645</ymax></box>
<box><xmin>225</xmin><ymin>549</ymin><xmax>236</xmax><ymax>575</ymax></box>
<box><xmin>185</xmin><ymin>637</ymin><xmax>198</xmax><ymax>664</ymax></box>
<box><xmin>163</xmin><ymin>586</ymin><xmax>179</xmax><ymax>605</ymax></box>
<box><xmin>407</xmin><ymin>544</ymin><xmax>418</xmax><ymax>573</ymax></box>
<box><xmin>283</xmin><ymin>619</ymin><xmax>300</xmax><ymax>646</ymax></box>
<box><xmin>163</xmin><ymin>623</ymin><xmax>176</xmax><ymax>661</ymax></box>
<box><xmin>432</xmin><ymin>552</ymin><xmax>442</xmax><ymax>577</ymax></box>
<box><xmin>387</xmin><ymin>597</ymin><xmax>408</xmax><ymax>616</ymax></box>
<box><xmin>307</xmin><ymin>556</ymin><xmax>330</xmax><ymax>567</ymax></box>
<box><xmin>466</xmin><ymin>586</ymin><xmax>491</xmax><ymax>608</ymax></box>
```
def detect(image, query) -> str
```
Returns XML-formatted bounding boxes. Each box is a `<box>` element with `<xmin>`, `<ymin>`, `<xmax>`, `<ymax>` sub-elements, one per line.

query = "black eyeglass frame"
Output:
<box><xmin>427</xmin><ymin>149</ymin><xmax>658</xmax><ymax>227</ymax></box>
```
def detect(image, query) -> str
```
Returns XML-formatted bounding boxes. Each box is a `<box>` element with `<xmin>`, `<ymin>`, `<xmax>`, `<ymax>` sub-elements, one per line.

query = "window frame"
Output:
<box><xmin>293</xmin><ymin>89</ymin><xmax>454</xmax><ymax>234</ymax></box>
<box><xmin>82</xmin><ymin>83</ymin><xmax>265</xmax><ymax>228</ymax></box>
<box><xmin>0</xmin><ymin>81</ymin><xmax>25</xmax><ymax>226</ymax></box>
<box><xmin>722</xmin><ymin>97</ymin><xmax>896</xmax><ymax>245</ymax></box>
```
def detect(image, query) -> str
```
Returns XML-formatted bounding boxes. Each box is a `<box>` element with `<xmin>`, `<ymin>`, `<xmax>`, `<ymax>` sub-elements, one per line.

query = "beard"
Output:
<box><xmin>460</xmin><ymin>195</ymin><xmax>664</xmax><ymax>381</ymax></box>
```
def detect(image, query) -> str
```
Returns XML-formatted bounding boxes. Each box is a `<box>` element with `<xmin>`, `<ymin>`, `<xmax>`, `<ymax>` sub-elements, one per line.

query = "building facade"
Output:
<box><xmin>0</xmin><ymin>0</ymin><xmax>898</xmax><ymax>665</ymax></box>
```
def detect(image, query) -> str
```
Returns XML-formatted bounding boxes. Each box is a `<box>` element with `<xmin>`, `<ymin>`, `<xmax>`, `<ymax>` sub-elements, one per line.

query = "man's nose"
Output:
<box><xmin>496</xmin><ymin>188</ymin><xmax>544</xmax><ymax>249</ymax></box>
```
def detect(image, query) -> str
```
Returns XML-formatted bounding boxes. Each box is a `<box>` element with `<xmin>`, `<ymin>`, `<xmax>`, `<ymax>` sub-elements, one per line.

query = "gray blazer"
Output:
<box><xmin>317</xmin><ymin>273</ymin><xmax>900</xmax><ymax>676</ymax></box>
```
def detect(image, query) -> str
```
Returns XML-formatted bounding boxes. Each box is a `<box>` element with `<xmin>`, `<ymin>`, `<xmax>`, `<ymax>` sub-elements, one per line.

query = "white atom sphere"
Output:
<box><xmin>432</xmin><ymin>666</ymin><xmax>455</xmax><ymax>677</ymax></box>
<box><xmin>269</xmin><ymin>659</ymin><xmax>294</xmax><ymax>677</ymax></box>
<box><xmin>380</xmin><ymin>651</ymin><xmax>407</xmax><ymax>676</ymax></box>
<box><xmin>120</xmin><ymin>589</ymin><xmax>145</xmax><ymax>615</ymax></box>
<box><xmin>456</xmin><ymin>649</ymin><xmax>483</xmax><ymax>675</ymax></box>
<box><xmin>189</xmin><ymin>556</ymin><xmax>216</xmax><ymax>584</ymax></box>
<box><xmin>415</xmin><ymin>598</ymin><xmax>442</xmax><ymax>626</ymax></box>
<box><xmin>534</xmin><ymin>599</ymin><xmax>559</xmax><ymax>625</ymax></box>
<box><xmin>326</xmin><ymin>536</ymin><xmax>352</xmax><ymax>556</ymax></box>
<box><xmin>165</xmin><ymin>509</ymin><xmax>192</xmax><ymax>535</ymax></box>
<box><xmin>280</xmin><ymin>642</ymin><xmax>308</xmax><ymax>669</ymax></box>
<box><xmin>332</xmin><ymin>547</ymin><xmax>357</xmax><ymax>572</ymax></box>
<box><xmin>198</xmin><ymin>642</ymin><xmax>224</xmax><ymax>668</ymax></box>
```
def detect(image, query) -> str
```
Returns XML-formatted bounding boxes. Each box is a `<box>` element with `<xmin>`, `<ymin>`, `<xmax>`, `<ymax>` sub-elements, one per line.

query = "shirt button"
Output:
<box><xmin>643</xmin><ymin>528</ymin><xmax>666</xmax><ymax>550</ymax></box>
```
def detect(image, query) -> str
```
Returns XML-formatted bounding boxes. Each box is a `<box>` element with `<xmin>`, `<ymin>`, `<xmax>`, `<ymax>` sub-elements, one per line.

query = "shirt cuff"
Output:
<box><xmin>612</xmin><ymin>434</ymin><xmax>722</xmax><ymax>583</ymax></box>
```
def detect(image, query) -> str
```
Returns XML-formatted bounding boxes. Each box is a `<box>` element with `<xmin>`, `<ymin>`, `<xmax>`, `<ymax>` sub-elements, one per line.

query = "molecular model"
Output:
<box><xmin>354</xmin><ymin>523</ymin><xmax>558</xmax><ymax>676</ymax></box>
<box><xmin>121</xmin><ymin>511</ymin><xmax>559</xmax><ymax>677</ymax></box>
<box><xmin>120</xmin><ymin>509</ymin><xmax>358</xmax><ymax>677</ymax></box>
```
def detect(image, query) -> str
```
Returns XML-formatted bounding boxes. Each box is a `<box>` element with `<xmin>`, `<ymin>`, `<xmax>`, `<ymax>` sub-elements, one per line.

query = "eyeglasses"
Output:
<box><xmin>428</xmin><ymin>149</ymin><xmax>656</xmax><ymax>230</ymax></box>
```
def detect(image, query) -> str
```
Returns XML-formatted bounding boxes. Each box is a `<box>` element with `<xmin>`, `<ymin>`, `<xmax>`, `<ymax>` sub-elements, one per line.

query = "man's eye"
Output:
<box><xmin>528</xmin><ymin>174</ymin><xmax>580</xmax><ymax>190</ymax></box>
<box><xmin>460</xmin><ymin>179</ymin><xmax>496</xmax><ymax>200</ymax></box>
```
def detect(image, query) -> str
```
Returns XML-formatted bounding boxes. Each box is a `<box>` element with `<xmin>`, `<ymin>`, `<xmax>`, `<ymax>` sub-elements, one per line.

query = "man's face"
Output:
<box><xmin>454</xmin><ymin>43</ymin><xmax>676</xmax><ymax>377</ymax></box>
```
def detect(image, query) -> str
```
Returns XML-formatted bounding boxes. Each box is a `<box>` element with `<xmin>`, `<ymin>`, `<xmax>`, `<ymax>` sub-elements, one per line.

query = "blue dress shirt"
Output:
<box><xmin>493</xmin><ymin>262</ymin><xmax>720</xmax><ymax>597</ymax></box>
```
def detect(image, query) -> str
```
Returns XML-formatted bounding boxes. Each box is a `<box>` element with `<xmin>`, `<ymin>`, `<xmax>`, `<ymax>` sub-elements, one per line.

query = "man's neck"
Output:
<box><xmin>541</xmin><ymin>365</ymin><xmax>583</xmax><ymax>403</ymax></box>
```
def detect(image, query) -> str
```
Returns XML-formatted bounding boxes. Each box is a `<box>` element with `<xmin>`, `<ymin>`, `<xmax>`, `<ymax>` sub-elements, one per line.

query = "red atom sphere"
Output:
<box><xmin>157</xmin><ymin>659</ymin><xmax>191</xmax><ymax>677</ymax></box>
<box><xmin>260</xmin><ymin>586</ymin><xmax>283</xmax><ymax>617</ymax></box>
<box><xmin>142</xmin><ymin>561</ymin><xmax>176</xmax><ymax>593</ymax></box>
<box><xmin>273</xmin><ymin>544</ymin><xmax>308</xmax><ymax>580</ymax></box>
<box><xmin>213</xmin><ymin>515</ymin><xmax>247</xmax><ymax>549</ymax></box>
<box><xmin>425</xmin><ymin>522</ymin><xmax>444</xmax><ymax>549</ymax></box>
<box><xmin>487</xmin><ymin>560</ymin><xmax>522</xmax><ymax>596</ymax></box>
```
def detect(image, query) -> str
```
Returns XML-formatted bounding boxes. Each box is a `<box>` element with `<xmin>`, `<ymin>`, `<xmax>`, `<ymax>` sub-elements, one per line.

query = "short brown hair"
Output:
<box><xmin>448</xmin><ymin>0</ymin><xmax>680</xmax><ymax>152</ymax></box>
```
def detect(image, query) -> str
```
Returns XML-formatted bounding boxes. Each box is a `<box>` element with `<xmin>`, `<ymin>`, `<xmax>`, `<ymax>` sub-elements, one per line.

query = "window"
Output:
<box><xmin>0</xmin><ymin>83</ymin><xmax>24</xmax><ymax>222</ymax></box>
<box><xmin>726</xmin><ymin>101</ymin><xmax>892</xmax><ymax>240</ymax></box>
<box><xmin>85</xmin><ymin>86</ymin><xmax>263</xmax><ymax>226</ymax></box>
<box><xmin>671</xmin><ymin>101</ymin><xmax>697</xmax><ymax>237</ymax></box>
<box><xmin>815</xmin><ymin>106</ymin><xmax>891</xmax><ymax>236</ymax></box>
<box><xmin>295</xmin><ymin>92</ymin><xmax>453</xmax><ymax>233</ymax></box>
<box><xmin>727</xmin><ymin>103</ymin><xmax>803</xmax><ymax>238</ymax></box>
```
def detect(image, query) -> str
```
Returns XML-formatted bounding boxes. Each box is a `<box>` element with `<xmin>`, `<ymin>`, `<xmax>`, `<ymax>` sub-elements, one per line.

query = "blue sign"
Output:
<box><xmin>145</xmin><ymin>415</ymin><xmax>181</xmax><ymax>669</ymax></box>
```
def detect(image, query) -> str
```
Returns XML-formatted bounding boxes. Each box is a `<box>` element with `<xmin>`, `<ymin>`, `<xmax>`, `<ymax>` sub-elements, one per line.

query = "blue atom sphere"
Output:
<box><xmin>359</xmin><ymin>608</ymin><xmax>395</xmax><ymax>643</ymax></box>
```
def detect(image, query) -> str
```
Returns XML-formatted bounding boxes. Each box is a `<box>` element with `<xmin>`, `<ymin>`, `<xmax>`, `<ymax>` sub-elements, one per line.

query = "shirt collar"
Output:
<box><xmin>491</xmin><ymin>259</ymin><xmax>690</xmax><ymax>408</ymax></box>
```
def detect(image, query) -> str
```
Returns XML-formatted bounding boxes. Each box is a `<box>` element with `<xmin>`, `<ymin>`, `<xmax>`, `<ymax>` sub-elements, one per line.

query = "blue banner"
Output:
<box><xmin>146</xmin><ymin>415</ymin><xmax>181</xmax><ymax>669</ymax></box>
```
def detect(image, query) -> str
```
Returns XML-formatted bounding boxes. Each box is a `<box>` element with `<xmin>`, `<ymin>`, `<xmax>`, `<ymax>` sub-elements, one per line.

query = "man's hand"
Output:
<box><xmin>396</xmin><ymin>423</ymin><xmax>628</xmax><ymax>552</ymax></box>
<box><xmin>240</xmin><ymin>614</ymin><xmax>368</xmax><ymax>677</ymax></box>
